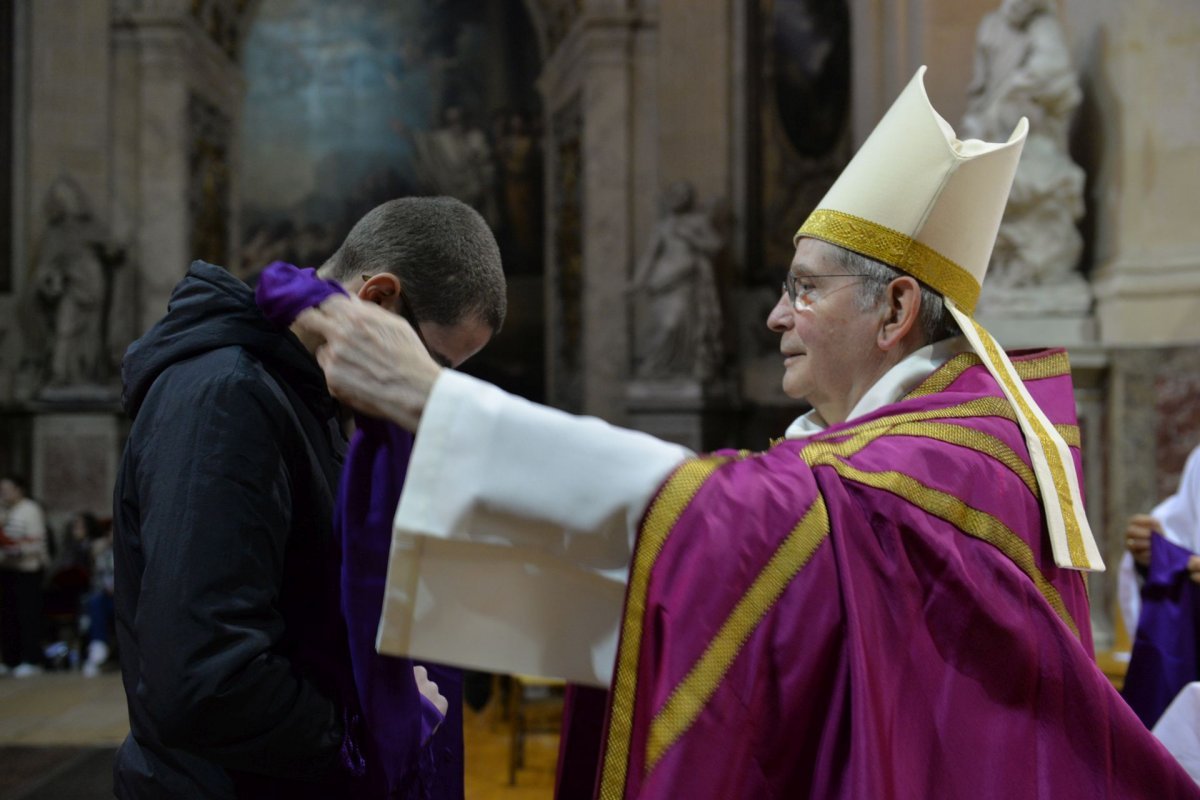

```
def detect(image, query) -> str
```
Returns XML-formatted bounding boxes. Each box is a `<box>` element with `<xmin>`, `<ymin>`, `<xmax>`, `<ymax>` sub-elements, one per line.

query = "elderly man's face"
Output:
<box><xmin>766</xmin><ymin>239</ymin><xmax>885</xmax><ymax>423</ymax></box>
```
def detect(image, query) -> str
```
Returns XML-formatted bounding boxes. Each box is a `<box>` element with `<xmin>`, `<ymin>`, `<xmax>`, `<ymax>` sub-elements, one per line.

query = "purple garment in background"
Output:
<box><xmin>256</xmin><ymin>261</ymin><xmax>462</xmax><ymax>799</ymax></box>
<box><xmin>1123</xmin><ymin>534</ymin><xmax>1200</xmax><ymax>729</ymax></box>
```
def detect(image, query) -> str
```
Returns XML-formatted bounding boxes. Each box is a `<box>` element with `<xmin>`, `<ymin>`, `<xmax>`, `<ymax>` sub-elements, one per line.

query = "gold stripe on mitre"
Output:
<box><xmin>797</xmin><ymin>208</ymin><xmax>982</xmax><ymax>314</ymax></box>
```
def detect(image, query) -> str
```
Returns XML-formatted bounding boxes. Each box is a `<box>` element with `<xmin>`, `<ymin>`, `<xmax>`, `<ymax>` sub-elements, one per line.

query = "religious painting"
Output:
<box><xmin>238</xmin><ymin>0</ymin><xmax>543</xmax><ymax>278</ymax></box>
<box><xmin>754</xmin><ymin>0</ymin><xmax>851</xmax><ymax>284</ymax></box>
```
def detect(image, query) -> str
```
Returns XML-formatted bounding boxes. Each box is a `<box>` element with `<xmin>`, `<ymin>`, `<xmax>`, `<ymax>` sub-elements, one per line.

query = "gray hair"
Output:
<box><xmin>322</xmin><ymin>196</ymin><xmax>506</xmax><ymax>331</ymax></box>
<box><xmin>829</xmin><ymin>246</ymin><xmax>961</xmax><ymax>344</ymax></box>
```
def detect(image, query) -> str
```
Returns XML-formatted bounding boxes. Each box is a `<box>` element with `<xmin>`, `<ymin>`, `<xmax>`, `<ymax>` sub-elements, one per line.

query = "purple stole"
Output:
<box><xmin>256</xmin><ymin>262</ymin><xmax>461</xmax><ymax>799</ymax></box>
<box><xmin>1123</xmin><ymin>534</ymin><xmax>1200</xmax><ymax>729</ymax></box>
<box><xmin>597</xmin><ymin>350</ymin><xmax>1200</xmax><ymax>799</ymax></box>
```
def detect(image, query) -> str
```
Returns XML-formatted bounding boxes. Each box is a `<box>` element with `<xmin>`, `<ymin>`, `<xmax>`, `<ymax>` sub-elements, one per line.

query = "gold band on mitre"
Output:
<box><xmin>795</xmin><ymin>209</ymin><xmax>982</xmax><ymax>315</ymax></box>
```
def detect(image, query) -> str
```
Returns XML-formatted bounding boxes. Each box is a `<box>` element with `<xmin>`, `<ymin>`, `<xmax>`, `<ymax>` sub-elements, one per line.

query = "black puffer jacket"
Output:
<box><xmin>113</xmin><ymin>262</ymin><xmax>350</xmax><ymax>798</ymax></box>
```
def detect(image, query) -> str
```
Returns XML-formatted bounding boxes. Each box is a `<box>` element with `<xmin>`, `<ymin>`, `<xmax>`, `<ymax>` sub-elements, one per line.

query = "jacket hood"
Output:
<box><xmin>121</xmin><ymin>261</ymin><xmax>330</xmax><ymax>419</ymax></box>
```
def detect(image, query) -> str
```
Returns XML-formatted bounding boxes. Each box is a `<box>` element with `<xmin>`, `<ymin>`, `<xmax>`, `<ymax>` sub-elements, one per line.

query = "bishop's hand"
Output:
<box><xmin>295</xmin><ymin>294</ymin><xmax>440</xmax><ymax>430</ymax></box>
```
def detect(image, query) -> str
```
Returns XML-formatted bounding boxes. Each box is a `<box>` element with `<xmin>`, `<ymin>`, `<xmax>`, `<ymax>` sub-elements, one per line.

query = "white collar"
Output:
<box><xmin>783</xmin><ymin>336</ymin><xmax>972</xmax><ymax>440</ymax></box>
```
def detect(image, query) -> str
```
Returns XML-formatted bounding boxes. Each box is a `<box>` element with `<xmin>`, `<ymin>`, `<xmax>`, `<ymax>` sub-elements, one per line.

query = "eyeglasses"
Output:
<box><xmin>782</xmin><ymin>272</ymin><xmax>880</xmax><ymax>310</ymax></box>
<box><xmin>362</xmin><ymin>274</ymin><xmax>452</xmax><ymax>367</ymax></box>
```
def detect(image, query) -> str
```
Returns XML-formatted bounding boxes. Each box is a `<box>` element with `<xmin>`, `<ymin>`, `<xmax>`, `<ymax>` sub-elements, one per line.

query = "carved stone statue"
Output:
<box><xmin>628</xmin><ymin>181</ymin><xmax>725</xmax><ymax>381</ymax></box>
<box><xmin>18</xmin><ymin>176</ymin><xmax>125</xmax><ymax>395</ymax></box>
<box><xmin>962</xmin><ymin>0</ymin><xmax>1090</xmax><ymax>314</ymax></box>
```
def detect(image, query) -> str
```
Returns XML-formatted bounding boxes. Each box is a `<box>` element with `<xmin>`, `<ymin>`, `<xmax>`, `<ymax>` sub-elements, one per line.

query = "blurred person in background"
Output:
<box><xmin>83</xmin><ymin>517</ymin><xmax>115</xmax><ymax>677</ymax></box>
<box><xmin>43</xmin><ymin>511</ymin><xmax>102</xmax><ymax>669</ymax></box>
<box><xmin>0</xmin><ymin>476</ymin><xmax>49</xmax><ymax>677</ymax></box>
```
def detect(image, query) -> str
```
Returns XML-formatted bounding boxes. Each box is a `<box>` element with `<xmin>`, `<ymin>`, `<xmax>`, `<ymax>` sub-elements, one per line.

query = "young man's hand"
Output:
<box><xmin>414</xmin><ymin>664</ymin><xmax>449</xmax><ymax>717</ymax></box>
<box><xmin>1124</xmin><ymin>514</ymin><xmax>1158</xmax><ymax>567</ymax></box>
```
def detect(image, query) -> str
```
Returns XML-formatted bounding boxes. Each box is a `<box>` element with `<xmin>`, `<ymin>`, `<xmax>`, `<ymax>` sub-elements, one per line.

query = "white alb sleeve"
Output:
<box><xmin>377</xmin><ymin>370</ymin><xmax>691</xmax><ymax>687</ymax></box>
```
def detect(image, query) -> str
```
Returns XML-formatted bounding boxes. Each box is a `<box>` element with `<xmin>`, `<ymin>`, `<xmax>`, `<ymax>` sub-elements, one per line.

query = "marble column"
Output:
<box><xmin>541</xmin><ymin>8</ymin><xmax>658</xmax><ymax>423</ymax></box>
<box><xmin>1087</xmin><ymin>0</ymin><xmax>1200</xmax><ymax>344</ymax></box>
<box><xmin>114</xmin><ymin>6</ymin><xmax>245</xmax><ymax>333</ymax></box>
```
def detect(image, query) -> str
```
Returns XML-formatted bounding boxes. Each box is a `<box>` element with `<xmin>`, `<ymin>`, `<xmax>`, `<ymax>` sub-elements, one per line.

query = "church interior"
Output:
<box><xmin>0</xmin><ymin>0</ymin><xmax>1198</xmax><ymax>795</ymax></box>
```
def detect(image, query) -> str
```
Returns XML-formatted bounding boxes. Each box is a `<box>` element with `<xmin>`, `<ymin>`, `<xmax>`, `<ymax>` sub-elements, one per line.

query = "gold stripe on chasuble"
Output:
<box><xmin>598</xmin><ymin>456</ymin><xmax>730</xmax><ymax>800</ymax></box>
<box><xmin>906</xmin><ymin>350</ymin><xmax>1072</xmax><ymax>399</ymax></box>
<box><xmin>644</xmin><ymin>498</ymin><xmax>831</xmax><ymax>774</ymax></box>
<box><xmin>804</xmin><ymin>421</ymin><xmax>1039</xmax><ymax>497</ymax></box>
<box><xmin>803</xmin><ymin>397</ymin><xmax>1079</xmax><ymax>456</ymax></box>
<box><xmin>970</xmin><ymin>319</ymin><xmax>1089</xmax><ymax>567</ymax></box>
<box><xmin>801</xmin><ymin>455</ymin><xmax>1080</xmax><ymax>638</ymax></box>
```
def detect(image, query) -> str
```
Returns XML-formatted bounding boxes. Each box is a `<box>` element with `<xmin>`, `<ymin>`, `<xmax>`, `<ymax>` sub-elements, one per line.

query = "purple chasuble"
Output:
<box><xmin>256</xmin><ymin>262</ymin><xmax>462</xmax><ymax>799</ymax></box>
<box><xmin>597</xmin><ymin>350</ymin><xmax>1200</xmax><ymax>799</ymax></box>
<box><xmin>1123</xmin><ymin>534</ymin><xmax>1200</xmax><ymax>729</ymax></box>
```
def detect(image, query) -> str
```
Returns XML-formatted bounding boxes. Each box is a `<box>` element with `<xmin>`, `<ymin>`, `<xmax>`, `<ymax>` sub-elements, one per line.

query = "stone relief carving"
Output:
<box><xmin>532</xmin><ymin>0</ymin><xmax>584</xmax><ymax>54</ymax></box>
<box><xmin>962</xmin><ymin>0</ymin><xmax>1091</xmax><ymax>315</ymax></box>
<box><xmin>628</xmin><ymin>180</ymin><xmax>726</xmax><ymax>382</ymax></box>
<box><xmin>551</xmin><ymin>96</ymin><xmax>584</xmax><ymax>412</ymax></box>
<box><xmin>16</xmin><ymin>176</ymin><xmax>126</xmax><ymax>399</ymax></box>
<box><xmin>113</xmin><ymin>0</ymin><xmax>251</xmax><ymax>53</ymax></box>
<box><xmin>189</xmin><ymin>93</ymin><xmax>233</xmax><ymax>267</ymax></box>
<box><xmin>189</xmin><ymin>0</ymin><xmax>252</xmax><ymax>60</ymax></box>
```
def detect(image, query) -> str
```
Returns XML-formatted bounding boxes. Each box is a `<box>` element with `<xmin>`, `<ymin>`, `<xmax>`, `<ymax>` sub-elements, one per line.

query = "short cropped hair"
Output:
<box><xmin>830</xmin><ymin>246</ymin><xmax>961</xmax><ymax>344</ymax></box>
<box><xmin>324</xmin><ymin>197</ymin><xmax>506</xmax><ymax>331</ymax></box>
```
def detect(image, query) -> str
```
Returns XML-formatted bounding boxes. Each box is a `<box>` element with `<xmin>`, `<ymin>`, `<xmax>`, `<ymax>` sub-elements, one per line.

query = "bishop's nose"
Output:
<box><xmin>767</xmin><ymin>291</ymin><xmax>794</xmax><ymax>333</ymax></box>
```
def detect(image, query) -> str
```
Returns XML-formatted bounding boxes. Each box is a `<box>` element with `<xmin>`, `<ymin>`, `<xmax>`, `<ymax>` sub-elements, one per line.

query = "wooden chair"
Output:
<box><xmin>506</xmin><ymin>674</ymin><xmax>565</xmax><ymax>785</ymax></box>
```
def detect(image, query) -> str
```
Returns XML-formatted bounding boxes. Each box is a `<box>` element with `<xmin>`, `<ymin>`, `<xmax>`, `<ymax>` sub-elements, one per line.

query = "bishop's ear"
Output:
<box><xmin>877</xmin><ymin>275</ymin><xmax>921</xmax><ymax>350</ymax></box>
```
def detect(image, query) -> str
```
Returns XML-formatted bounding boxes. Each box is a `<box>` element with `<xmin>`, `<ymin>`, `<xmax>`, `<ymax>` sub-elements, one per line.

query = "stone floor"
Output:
<box><xmin>0</xmin><ymin>669</ymin><xmax>559</xmax><ymax>799</ymax></box>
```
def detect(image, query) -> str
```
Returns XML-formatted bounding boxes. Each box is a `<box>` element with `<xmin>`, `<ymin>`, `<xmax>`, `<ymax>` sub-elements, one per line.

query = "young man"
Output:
<box><xmin>298</xmin><ymin>70</ymin><xmax>1199</xmax><ymax>797</ymax></box>
<box><xmin>113</xmin><ymin>196</ymin><xmax>504</xmax><ymax>798</ymax></box>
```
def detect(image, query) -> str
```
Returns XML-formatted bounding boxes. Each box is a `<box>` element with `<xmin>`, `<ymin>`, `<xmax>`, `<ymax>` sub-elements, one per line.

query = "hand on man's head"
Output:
<box><xmin>295</xmin><ymin>294</ymin><xmax>440</xmax><ymax>430</ymax></box>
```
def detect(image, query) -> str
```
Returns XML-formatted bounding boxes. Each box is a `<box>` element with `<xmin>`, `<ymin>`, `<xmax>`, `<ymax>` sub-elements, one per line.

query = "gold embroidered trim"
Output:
<box><xmin>806</xmin><ymin>456</ymin><xmax>1080</xmax><ymax>638</ymax></box>
<box><xmin>807</xmin><ymin>420</ymin><xmax>1039</xmax><ymax>497</ymax></box>
<box><xmin>1056</xmin><ymin>424</ymin><xmax>1080</xmax><ymax>449</ymax></box>
<box><xmin>970</xmin><ymin>319</ymin><xmax>1088</xmax><ymax>568</ymax></box>
<box><xmin>906</xmin><ymin>353</ymin><xmax>977</xmax><ymax>397</ymax></box>
<box><xmin>803</xmin><ymin>397</ymin><xmax>1080</xmax><ymax>460</ymax></box>
<box><xmin>797</xmin><ymin>209</ymin><xmax>981</xmax><ymax>313</ymax></box>
<box><xmin>808</xmin><ymin>396</ymin><xmax>1017</xmax><ymax>445</ymax></box>
<box><xmin>906</xmin><ymin>351</ymin><xmax>1073</xmax><ymax>399</ymax></box>
<box><xmin>1015</xmin><ymin>350</ymin><xmax>1073</xmax><ymax>382</ymax></box>
<box><xmin>599</xmin><ymin>457</ymin><xmax>728</xmax><ymax>800</ymax></box>
<box><xmin>644</xmin><ymin>498</ymin><xmax>830</xmax><ymax>773</ymax></box>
